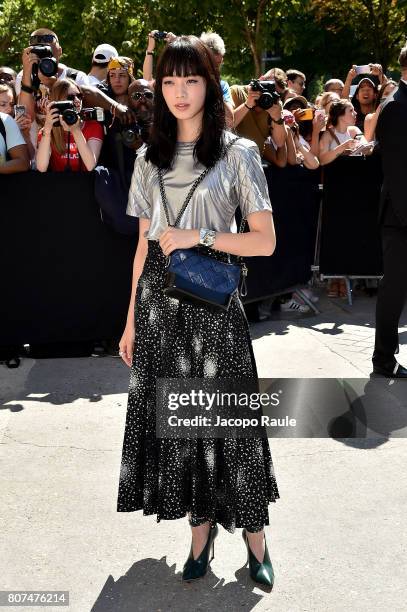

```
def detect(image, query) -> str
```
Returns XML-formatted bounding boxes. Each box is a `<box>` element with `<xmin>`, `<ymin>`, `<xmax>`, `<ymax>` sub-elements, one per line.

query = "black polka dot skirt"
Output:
<box><xmin>117</xmin><ymin>240</ymin><xmax>279</xmax><ymax>533</ymax></box>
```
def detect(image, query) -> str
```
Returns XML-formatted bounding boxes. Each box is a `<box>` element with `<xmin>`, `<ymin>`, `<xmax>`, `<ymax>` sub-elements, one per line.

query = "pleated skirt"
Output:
<box><xmin>117</xmin><ymin>240</ymin><xmax>279</xmax><ymax>533</ymax></box>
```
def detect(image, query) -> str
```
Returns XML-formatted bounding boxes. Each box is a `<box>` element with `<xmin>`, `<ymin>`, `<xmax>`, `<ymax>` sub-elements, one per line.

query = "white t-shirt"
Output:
<box><xmin>87</xmin><ymin>74</ymin><xmax>103</xmax><ymax>87</ymax></box>
<box><xmin>0</xmin><ymin>112</ymin><xmax>26</xmax><ymax>165</ymax></box>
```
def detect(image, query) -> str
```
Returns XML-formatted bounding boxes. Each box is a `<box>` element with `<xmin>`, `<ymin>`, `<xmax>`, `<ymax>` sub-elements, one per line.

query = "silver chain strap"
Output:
<box><xmin>157</xmin><ymin>138</ymin><xmax>245</xmax><ymax>231</ymax></box>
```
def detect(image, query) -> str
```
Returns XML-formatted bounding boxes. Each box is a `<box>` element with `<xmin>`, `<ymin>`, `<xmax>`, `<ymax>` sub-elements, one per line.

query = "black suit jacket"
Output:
<box><xmin>376</xmin><ymin>80</ymin><xmax>407</xmax><ymax>226</ymax></box>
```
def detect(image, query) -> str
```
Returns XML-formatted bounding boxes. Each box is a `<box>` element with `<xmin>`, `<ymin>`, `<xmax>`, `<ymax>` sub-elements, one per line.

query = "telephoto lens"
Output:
<box><xmin>39</xmin><ymin>56</ymin><xmax>58</xmax><ymax>77</ymax></box>
<box><xmin>30</xmin><ymin>45</ymin><xmax>58</xmax><ymax>77</ymax></box>
<box><xmin>121</xmin><ymin>124</ymin><xmax>142</xmax><ymax>147</ymax></box>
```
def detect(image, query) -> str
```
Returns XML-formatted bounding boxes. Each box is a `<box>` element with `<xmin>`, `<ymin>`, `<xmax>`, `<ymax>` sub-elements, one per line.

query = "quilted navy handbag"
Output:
<box><xmin>157</xmin><ymin>138</ymin><xmax>248</xmax><ymax>311</ymax></box>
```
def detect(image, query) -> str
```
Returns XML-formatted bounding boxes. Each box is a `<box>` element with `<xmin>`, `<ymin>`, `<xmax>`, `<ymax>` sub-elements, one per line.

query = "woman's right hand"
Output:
<box><xmin>346</xmin><ymin>65</ymin><xmax>357</xmax><ymax>82</ymax></box>
<box><xmin>119</xmin><ymin>323</ymin><xmax>135</xmax><ymax>367</ymax></box>
<box><xmin>43</xmin><ymin>101</ymin><xmax>59</xmax><ymax>132</ymax></box>
<box><xmin>147</xmin><ymin>31</ymin><xmax>157</xmax><ymax>52</ymax></box>
<box><xmin>15</xmin><ymin>113</ymin><xmax>32</xmax><ymax>134</ymax></box>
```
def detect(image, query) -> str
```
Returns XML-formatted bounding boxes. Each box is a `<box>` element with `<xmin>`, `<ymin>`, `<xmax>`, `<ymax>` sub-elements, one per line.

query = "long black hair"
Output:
<box><xmin>146</xmin><ymin>35</ymin><xmax>226</xmax><ymax>169</ymax></box>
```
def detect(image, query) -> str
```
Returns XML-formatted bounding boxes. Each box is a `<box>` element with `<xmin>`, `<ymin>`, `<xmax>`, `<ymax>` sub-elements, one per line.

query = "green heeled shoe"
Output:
<box><xmin>242</xmin><ymin>528</ymin><xmax>274</xmax><ymax>588</ymax></box>
<box><xmin>182</xmin><ymin>524</ymin><xmax>218</xmax><ymax>581</ymax></box>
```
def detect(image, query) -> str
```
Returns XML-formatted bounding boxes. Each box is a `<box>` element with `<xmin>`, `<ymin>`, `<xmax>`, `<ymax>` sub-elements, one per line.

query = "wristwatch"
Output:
<box><xmin>199</xmin><ymin>228</ymin><xmax>216</xmax><ymax>248</ymax></box>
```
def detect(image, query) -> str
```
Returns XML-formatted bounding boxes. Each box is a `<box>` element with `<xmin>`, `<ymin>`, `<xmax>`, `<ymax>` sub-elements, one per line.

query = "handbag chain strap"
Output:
<box><xmin>157</xmin><ymin>137</ymin><xmax>245</xmax><ymax>234</ymax></box>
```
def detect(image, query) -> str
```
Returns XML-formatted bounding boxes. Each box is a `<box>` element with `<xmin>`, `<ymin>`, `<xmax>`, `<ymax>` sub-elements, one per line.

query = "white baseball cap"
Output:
<box><xmin>92</xmin><ymin>44</ymin><xmax>118</xmax><ymax>64</ymax></box>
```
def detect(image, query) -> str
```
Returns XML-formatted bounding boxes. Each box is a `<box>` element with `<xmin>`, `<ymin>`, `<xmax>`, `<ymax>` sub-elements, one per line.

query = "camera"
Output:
<box><xmin>51</xmin><ymin>101</ymin><xmax>105</xmax><ymax>127</ymax></box>
<box><xmin>52</xmin><ymin>101</ymin><xmax>77</xmax><ymax>126</ymax></box>
<box><xmin>153</xmin><ymin>31</ymin><xmax>168</xmax><ymax>40</ymax></box>
<box><xmin>81</xmin><ymin>107</ymin><xmax>105</xmax><ymax>122</ymax></box>
<box><xmin>249</xmin><ymin>79</ymin><xmax>280</xmax><ymax>110</ymax></box>
<box><xmin>31</xmin><ymin>45</ymin><xmax>58</xmax><ymax>78</ymax></box>
<box><xmin>120</xmin><ymin>123</ymin><xmax>143</xmax><ymax>147</ymax></box>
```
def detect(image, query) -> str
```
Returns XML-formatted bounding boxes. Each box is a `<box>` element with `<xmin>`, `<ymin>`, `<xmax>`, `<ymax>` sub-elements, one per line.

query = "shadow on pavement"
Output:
<box><xmin>0</xmin><ymin>357</ymin><xmax>129</xmax><ymax>410</ymax></box>
<box><xmin>91</xmin><ymin>557</ymin><xmax>268</xmax><ymax>611</ymax></box>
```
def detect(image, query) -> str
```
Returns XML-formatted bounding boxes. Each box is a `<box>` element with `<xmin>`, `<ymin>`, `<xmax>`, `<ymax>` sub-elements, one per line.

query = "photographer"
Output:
<box><xmin>16</xmin><ymin>29</ymin><xmax>89</xmax><ymax>122</ymax></box>
<box><xmin>99</xmin><ymin>78</ymin><xmax>153</xmax><ymax>186</ymax></box>
<box><xmin>0</xmin><ymin>82</ymin><xmax>35</xmax><ymax>160</ymax></box>
<box><xmin>342</xmin><ymin>63</ymin><xmax>387</xmax><ymax>101</ymax></box>
<box><xmin>230</xmin><ymin>72</ymin><xmax>287</xmax><ymax>164</ymax></box>
<box><xmin>36</xmin><ymin>78</ymin><xmax>103</xmax><ymax>172</ymax></box>
<box><xmin>142</xmin><ymin>30</ymin><xmax>177</xmax><ymax>81</ymax></box>
<box><xmin>351</xmin><ymin>77</ymin><xmax>379</xmax><ymax>131</ymax></box>
<box><xmin>0</xmin><ymin>110</ymin><xmax>29</xmax><ymax>173</ymax></box>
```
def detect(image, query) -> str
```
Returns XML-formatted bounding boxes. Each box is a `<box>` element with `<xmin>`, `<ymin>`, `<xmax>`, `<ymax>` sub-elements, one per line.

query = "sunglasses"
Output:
<box><xmin>67</xmin><ymin>93</ymin><xmax>83</xmax><ymax>101</ymax></box>
<box><xmin>29</xmin><ymin>34</ymin><xmax>56</xmax><ymax>45</ymax></box>
<box><xmin>131</xmin><ymin>91</ymin><xmax>154</xmax><ymax>101</ymax></box>
<box><xmin>0</xmin><ymin>74</ymin><xmax>14</xmax><ymax>83</ymax></box>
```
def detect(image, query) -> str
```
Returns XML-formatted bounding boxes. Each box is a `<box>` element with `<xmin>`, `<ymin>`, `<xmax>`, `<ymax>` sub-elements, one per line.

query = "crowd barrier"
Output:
<box><xmin>0</xmin><ymin>172</ymin><xmax>136</xmax><ymax>352</ymax></box>
<box><xmin>0</xmin><ymin>165</ymin><xmax>324</xmax><ymax>353</ymax></box>
<box><xmin>319</xmin><ymin>154</ymin><xmax>383</xmax><ymax>276</ymax></box>
<box><xmin>245</xmin><ymin>163</ymin><xmax>320</xmax><ymax>301</ymax></box>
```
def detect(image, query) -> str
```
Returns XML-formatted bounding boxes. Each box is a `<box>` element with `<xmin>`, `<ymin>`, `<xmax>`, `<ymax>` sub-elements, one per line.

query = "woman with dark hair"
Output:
<box><xmin>117</xmin><ymin>35</ymin><xmax>279</xmax><ymax>587</ymax></box>
<box><xmin>351</xmin><ymin>77</ymin><xmax>378</xmax><ymax>131</ymax></box>
<box><xmin>318</xmin><ymin>99</ymin><xmax>368</xmax><ymax>166</ymax></box>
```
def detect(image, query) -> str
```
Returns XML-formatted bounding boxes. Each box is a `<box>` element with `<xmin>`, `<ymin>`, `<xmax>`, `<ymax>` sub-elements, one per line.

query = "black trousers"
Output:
<box><xmin>373</xmin><ymin>225</ymin><xmax>407</xmax><ymax>366</ymax></box>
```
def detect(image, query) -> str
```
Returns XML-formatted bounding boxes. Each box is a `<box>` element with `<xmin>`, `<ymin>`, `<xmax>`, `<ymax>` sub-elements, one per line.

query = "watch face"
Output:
<box><xmin>201</xmin><ymin>230</ymin><xmax>215</xmax><ymax>246</ymax></box>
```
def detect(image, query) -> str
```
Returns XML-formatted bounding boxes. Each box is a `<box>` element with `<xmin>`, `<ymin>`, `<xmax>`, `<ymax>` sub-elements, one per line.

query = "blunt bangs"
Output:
<box><xmin>157</xmin><ymin>37</ymin><xmax>207</xmax><ymax>80</ymax></box>
<box><xmin>147</xmin><ymin>35</ymin><xmax>226</xmax><ymax>169</ymax></box>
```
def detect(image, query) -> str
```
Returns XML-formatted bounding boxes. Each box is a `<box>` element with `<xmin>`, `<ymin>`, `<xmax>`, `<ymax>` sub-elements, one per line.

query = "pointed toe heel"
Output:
<box><xmin>242</xmin><ymin>528</ymin><xmax>274</xmax><ymax>588</ymax></box>
<box><xmin>182</xmin><ymin>524</ymin><xmax>218</xmax><ymax>581</ymax></box>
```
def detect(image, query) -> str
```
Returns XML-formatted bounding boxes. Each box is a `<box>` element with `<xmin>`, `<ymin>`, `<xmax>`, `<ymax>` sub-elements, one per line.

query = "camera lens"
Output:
<box><xmin>39</xmin><ymin>57</ymin><xmax>58</xmax><ymax>77</ymax></box>
<box><xmin>122</xmin><ymin>129</ymin><xmax>137</xmax><ymax>146</ymax></box>
<box><xmin>257</xmin><ymin>93</ymin><xmax>274</xmax><ymax>110</ymax></box>
<box><xmin>62</xmin><ymin>109</ymin><xmax>78</xmax><ymax>126</ymax></box>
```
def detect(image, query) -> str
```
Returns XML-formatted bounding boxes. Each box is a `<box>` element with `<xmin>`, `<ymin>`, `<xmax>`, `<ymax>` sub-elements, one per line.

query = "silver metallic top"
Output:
<box><xmin>127</xmin><ymin>130</ymin><xmax>273</xmax><ymax>240</ymax></box>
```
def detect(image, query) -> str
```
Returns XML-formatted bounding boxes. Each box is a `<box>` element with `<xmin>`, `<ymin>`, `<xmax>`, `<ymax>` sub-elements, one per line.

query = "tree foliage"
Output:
<box><xmin>312</xmin><ymin>0</ymin><xmax>407</xmax><ymax>71</ymax></box>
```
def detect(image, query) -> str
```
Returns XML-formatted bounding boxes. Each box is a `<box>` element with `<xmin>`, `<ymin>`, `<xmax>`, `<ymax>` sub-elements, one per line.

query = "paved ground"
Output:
<box><xmin>1</xmin><ymin>290</ymin><xmax>407</xmax><ymax>612</ymax></box>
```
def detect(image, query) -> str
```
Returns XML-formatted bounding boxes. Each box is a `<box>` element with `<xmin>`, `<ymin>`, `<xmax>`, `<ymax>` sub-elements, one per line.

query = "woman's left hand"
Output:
<box><xmin>159</xmin><ymin>227</ymin><xmax>199</xmax><ymax>256</ymax></box>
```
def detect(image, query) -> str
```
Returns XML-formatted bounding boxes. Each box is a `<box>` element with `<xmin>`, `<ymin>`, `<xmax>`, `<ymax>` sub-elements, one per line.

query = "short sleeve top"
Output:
<box><xmin>0</xmin><ymin>112</ymin><xmax>26</xmax><ymax>166</ymax></box>
<box><xmin>37</xmin><ymin>120</ymin><xmax>103</xmax><ymax>172</ymax></box>
<box><xmin>127</xmin><ymin>130</ymin><xmax>272</xmax><ymax>240</ymax></box>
